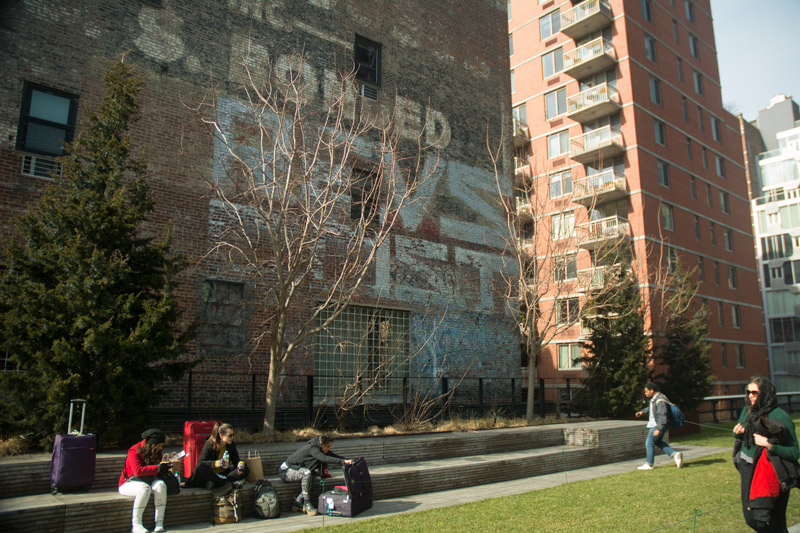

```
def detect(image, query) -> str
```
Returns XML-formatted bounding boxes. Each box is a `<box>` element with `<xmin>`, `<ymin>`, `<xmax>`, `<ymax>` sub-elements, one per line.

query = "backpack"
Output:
<box><xmin>657</xmin><ymin>398</ymin><xmax>685</xmax><ymax>428</ymax></box>
<box><xmin>212</xmin><ymin>489</ymin><xmax>241</xmax><ymax>524</ymax></box>
<box><xmin>253</xmin><ymin>478</ymin><xmax>281</xmax><ymax>519</ymax></box>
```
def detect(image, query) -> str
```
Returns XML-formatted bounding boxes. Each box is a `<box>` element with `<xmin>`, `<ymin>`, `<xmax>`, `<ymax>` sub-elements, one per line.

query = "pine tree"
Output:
<box><xmin>575</xmin><ymin>264</ymin><xmax>650</xmax><ymax>418</ymax></box>
<box><xmin>0</xmin><ymin>61</ymin><xmax>194</xmax><ymax>447</ymax></box>
<box><xmin>654</xmin><ymin>264</ymin><xmax>712</xmax><ymax>410</ymax></box>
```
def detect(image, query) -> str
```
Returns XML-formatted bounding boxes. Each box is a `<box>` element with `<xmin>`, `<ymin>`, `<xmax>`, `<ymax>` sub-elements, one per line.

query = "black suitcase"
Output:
<box><xmin>50</xmin><ymin>399</ymin><xmax>96</xmax><ymax>494</ymax></box>
<box><xmin>318</xmin><ymin>457</ymin><xmax>373</xmax><ymax>517</ymax></box>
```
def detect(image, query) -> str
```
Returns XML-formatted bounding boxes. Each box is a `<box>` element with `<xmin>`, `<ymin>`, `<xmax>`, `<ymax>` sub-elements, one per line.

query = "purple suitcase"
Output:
<box><xmin>318</xmin><ymin>457</ymin><xmax>373</xmax><ymax>517</ymax></box>
<box><xmin>50</xmin><ymin>399</ymin><xmax>96</xmax><ymax>494</ymax></box>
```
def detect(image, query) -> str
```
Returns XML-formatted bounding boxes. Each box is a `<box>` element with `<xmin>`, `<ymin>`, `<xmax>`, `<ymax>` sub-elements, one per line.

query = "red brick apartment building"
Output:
<box><xmin>0</xmin><ymin>0</ymin><xmax>517</xmax><ymax>424</ymax></box>
<box><xmin>508</xmin><ymin>0</ymin><xmax>767</xmax><ymax>396</ymax></box>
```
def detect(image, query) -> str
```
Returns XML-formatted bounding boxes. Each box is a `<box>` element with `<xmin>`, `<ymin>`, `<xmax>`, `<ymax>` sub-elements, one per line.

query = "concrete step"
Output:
<box><xmin>0</xmin><ymin>420</ymin><xmax>649</xmax><ymax>533</ymax></box>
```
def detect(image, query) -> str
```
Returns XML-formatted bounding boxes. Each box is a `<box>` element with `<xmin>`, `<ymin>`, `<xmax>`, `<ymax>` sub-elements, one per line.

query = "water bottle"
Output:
<box><xmin>222</xmin><ymin>450</ymin><xmax>229</xmax><ymax>467</ymax></box>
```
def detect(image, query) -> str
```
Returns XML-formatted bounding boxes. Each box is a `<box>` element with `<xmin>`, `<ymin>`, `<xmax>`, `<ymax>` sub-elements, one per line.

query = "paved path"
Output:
<box><xmin>167</xmin><ymin>444</ymin><xmax>730</xmax><ymax>532</ymax></box>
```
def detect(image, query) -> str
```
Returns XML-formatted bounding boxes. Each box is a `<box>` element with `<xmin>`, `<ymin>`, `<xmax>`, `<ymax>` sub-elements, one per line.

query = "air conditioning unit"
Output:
<box><xmin>358</xmin><ymin>83</ymin><xmax>378</xmax><ymax>101</ymax></box>
<box><xmin>22</xmin><ymin>155</ymin><xmax>61</xmax><ymax>179</ymax></box>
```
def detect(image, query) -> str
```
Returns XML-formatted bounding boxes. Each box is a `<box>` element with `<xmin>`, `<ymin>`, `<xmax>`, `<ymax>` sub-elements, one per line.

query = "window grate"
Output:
<box><xmin>358</xmin><ymin>83</ymin><xmax>378</xmax><ymax>101</ymax></box>
<box><xmin>22</xmin><ymin>154</ymin><xmax>61</xmax><ymax>179</ymax></box>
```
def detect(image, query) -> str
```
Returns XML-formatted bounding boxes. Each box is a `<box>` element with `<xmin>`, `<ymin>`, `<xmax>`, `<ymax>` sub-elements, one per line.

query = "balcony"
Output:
<box><xmin>515</xmin><ymin>156</ymin><xmax>532</xmax><ymax>181</ymax></box>
<box><xmin>513</xmin><ymin>118</ymin><xmax>530</xmax><ymax>148</ymax></box>
<box><xmin>577</xmin><ymin>266</ymin><xmax>612</xmax><ymax>291</ymax></box>
<box><xmin>516</xmin><ymin>197</ymin><xmax>533</xmax><ymax>220</ymax></box>
<box><xmin>576</xmin><ymin>215</ymin><xmax>629</xmax><ymax>250</ymax></box>
<box><xmin>563</xmin><ymin>37</ymin><xmax>616</xmax><ymax>80</ymax></box>
<box><xmin>569</xmin><ymin>125</ymin><xmax>624</xmax><ymax>164</ymax></box>
<box><xmin>566</xmin><ymin>83</ymin><xmax>621</xmax><ymax>123</ymax></box>
<box><xmin>560</xmin><ymin>0</ymin><xmax>613</xmax><ymax>41</ymax></box>
<box><xmin>572</xmin><ymin>170</ymin><xmax>627</xmax><ymax>207</ymax></box>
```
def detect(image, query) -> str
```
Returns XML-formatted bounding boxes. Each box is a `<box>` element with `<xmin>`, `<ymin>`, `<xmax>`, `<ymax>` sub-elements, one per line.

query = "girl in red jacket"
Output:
<box><xmin>118</xmin><ymin>428</ymin><xmax>170</xmax><ymax>533</ymax></box>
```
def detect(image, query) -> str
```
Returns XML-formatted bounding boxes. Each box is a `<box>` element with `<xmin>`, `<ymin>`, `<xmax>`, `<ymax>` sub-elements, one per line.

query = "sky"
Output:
<box><xmin>711</xmin><ymin>0</ymin><xmax>800</xmax><ymax>121</ymax></box>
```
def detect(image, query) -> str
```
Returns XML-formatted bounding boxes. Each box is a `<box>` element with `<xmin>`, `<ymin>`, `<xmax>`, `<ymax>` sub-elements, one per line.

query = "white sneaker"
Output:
<box><xmin>154</xmin><ymin>526</ymin><xmax>165</xmax><ymax>533</ymax></box>
<box><xmin>637</xmin><ymin>463</ymin><xmax>654</xmax><ymax>470</ymax></box>
<box><xmin>132</xmin><ymin>525</ymin><xmax>150</xmax><ymax>533</ymax></box>
<box><xmin>674</xmin><ymin>451</ymin><xmax>684</xmax><ymax>469</ymax></box>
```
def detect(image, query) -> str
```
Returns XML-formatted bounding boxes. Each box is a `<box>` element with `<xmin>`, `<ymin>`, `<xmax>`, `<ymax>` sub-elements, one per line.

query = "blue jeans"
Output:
<box><xmin>646</xmin><ymin>427</ymin><xmax>675</xmax><ymax>465</ymax></box>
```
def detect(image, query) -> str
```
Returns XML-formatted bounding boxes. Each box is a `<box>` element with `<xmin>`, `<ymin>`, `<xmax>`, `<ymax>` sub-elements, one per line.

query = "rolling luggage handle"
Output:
<box><xmin>67</xmin><ymin>399</ymin><xmax>87</xmax><ymax>435</ymax></box>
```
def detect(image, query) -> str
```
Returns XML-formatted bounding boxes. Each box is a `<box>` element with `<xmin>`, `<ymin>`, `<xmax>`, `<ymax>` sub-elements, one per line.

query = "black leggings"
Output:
<box><xmin>190</xmin><ymin>463</ymin><xmax>248</xmax><ymax>488</ymax></box>
<box><xmin>739</xmin><ymin>460</ymin><xmax>790</xmax><ymax>532</ymax></box>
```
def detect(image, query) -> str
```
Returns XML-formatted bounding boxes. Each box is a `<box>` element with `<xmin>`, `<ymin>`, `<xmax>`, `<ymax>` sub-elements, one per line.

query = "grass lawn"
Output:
<box><xmin>307</xmin><ymin>416</ymin><xmax>800</xmax><ymax>532</ymax></box>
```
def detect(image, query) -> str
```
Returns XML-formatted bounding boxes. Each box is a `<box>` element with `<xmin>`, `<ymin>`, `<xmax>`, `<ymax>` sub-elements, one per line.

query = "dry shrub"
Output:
<box><xmin>0</xmin><ymin>436</ymin><xmax>31</xmax><ymax>456</ymax></box>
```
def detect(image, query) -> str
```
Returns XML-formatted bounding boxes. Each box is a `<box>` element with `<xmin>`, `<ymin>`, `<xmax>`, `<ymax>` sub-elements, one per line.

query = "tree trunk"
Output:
<box><xmin>525</xmin><ymin>365</ymin><xmax>537</xmax><ymax>421</ymax></box>
<box><xmin>262</xmin><ymin>353</ymin><xmax>282</xmax><ymax>436</ymax></box>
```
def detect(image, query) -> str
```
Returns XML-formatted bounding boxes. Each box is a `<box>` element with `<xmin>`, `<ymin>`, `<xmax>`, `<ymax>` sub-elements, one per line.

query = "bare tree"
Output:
<box><xmin>191</xmin><ymin>48</ymin><xmax>439</xmax><ymax>435</ymax></box>
<box><xmin>489</xmin><ymin>129</ymin><xmax>630</xmax><ymax>420</ymax></box>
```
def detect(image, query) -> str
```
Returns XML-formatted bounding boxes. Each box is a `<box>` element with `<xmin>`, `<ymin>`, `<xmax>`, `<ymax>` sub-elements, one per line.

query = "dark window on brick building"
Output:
<box><xmin>200</xmin><ymin>280</ymin><xmax>245</xmax><ymax>352</ymax></box>
<box><xmin>350</xmin><ymin>168</ymin><xmax>379</xmax><ymax>226</ymax></box>
<box><xmin>354</xmin><ymin>36</ymin><xmax>381</xmax><ymax>87</ymax></box>
<box><xmin>16</xmin><ymin>82</ymin><xmax>78</xmax><ymax>157</ymax></box>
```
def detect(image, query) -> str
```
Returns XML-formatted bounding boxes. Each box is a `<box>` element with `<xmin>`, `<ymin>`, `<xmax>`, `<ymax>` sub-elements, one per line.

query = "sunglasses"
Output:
<box><xmin>746</xmin><ymin>390</ymin><xmax>759</xmax><ymax>396</ymax></box>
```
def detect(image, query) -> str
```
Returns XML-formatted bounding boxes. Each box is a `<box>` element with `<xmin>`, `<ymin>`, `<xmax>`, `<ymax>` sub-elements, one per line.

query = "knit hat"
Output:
<box><xmin>141</xmin><ymin>428</ymin><xmax>166</xmax><ymax>445</ymax></box>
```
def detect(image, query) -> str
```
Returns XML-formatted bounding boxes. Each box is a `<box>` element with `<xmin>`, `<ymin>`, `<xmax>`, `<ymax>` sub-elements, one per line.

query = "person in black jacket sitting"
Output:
<box><xmin>279</xmin><ymin>434</ymin><xmax>353</xmax><ymax>515</ymax></box>
<box><xmin>189</xmin><ymin>422</ymin><xmax>249</xmax><ymax>490</ymax></box>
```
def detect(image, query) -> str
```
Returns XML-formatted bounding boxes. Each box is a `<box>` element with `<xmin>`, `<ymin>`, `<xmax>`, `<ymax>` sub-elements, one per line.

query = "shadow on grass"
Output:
<box><xmin>687</xmin><ymin>456</ymin><xmax>729</xmax><ymax>467</ymax></box>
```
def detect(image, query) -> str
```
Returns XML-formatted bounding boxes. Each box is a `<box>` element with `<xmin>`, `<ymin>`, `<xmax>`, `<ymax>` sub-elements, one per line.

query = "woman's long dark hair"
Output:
<box><xmin>743</xmin><ymin>375</ymin><xmax>778</xmax><ymax>448</ymax></box>
<box><xmin>138</xmin><ymin>442</ymin><xmax>163</xmax><ymax>465</ymax></box>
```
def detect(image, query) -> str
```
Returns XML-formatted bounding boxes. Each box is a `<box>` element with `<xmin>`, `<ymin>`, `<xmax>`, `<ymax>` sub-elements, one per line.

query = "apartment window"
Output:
<box><xmin>723</xmin><ymin>227</ymin><xmax>734</xmax><ymax>251</ymax></box>
<box><xmin>658</xmin><ymin>160</ymin><xmax>671</xmax><ymax>187</ymax></box>
<box><xmin>732</xmin><ymin>305</ymin><xmax>741</xmax><ymax>329</ymax></box>
<box><xmin>690</xmin><ymin>176</ymin><xmax>697</xmax><ymax>199</ymax></box>
<box><xmin>698</xmin><ymin>256</ymin><xmax>704</xmax><ymax>281</ymax></box>
<box><xmin>556</xmin><ymin>297</ymin><xmax>580</xmax><ymax>325</ymax></box>
<box><xmin>558</xmin><ymin>343</ymin><xmax>583</xmax><ymax>370</ymax></box>
<box><xmin>685</xmin><ymin>0</ymin><xmax>695</xmax><ymax>22</ymax></box>
<box><xmin>720</xmin><ymin>191</ymin><xmax>729</xmax><ymax>214</ymax></box>
<box><xmin>677</xmin><ymin>58</ymin><xmax>684</xmax><ymax>82</ymax></box>
<box><xmin>554</xmin><ymin>254</ymin><xmax>578</xmax><ymax>282</ymax></box>
<box><xmin>662</xmin><ymin>203</ymin><xmax>674</xmax><ymax>231</ymax></box>
<box><xmin>542</xmin><ymin>48</ymin><xmax>564</xmax><ymax>78</ymax></box>
<box><xmin>715</xmin><ymin>155</ymin><xmax>726</xmax><ymax>177</ymax></box>
<box><xmin>314</xmin><ymin>305</ymin><xmax>409</xmax><ymax>398</ymax></box>
<box><xmin>714</xmin><ymin>261</ymin><xmax>720</xmax><ymax>285</ymax></box>
<box><xmin>736</xmin><ymin>345</ymin><xmax>745</xmax><ymax>369</ymax></box>
<box><xmin>718</xmin><ymin>302</ymin><xmax>724</xmax><ymax>327</ymax></box>
<box><xmin>550</xmin><ymin>170</ymin><xmax>573</xmax><ymax>198</ymax></box>
<box><xmin>686</xmin><ymin>137</ymin><xmax>692</xmax><ymax>160</ymax></box>
<box><xmin>771</xmin><ymin>317</ymin><xmax>800</xmax><ymax>343</ymax></box>
<box><xmin>694</xmin><ymin>215</ymin><xmax>701</xmax><ymax>240</ymax></box>
<box><xmin>552</xmin><ymin>211</ymin><xmax>575</xmax><ymax>240</ymax></box>
<box><xmin>200</xmin><ymin>280</ymin><xmax>245</xmax><ymax>352</ymax></box>
<box><xmin>710</xmin><ymin>221</ymin><xmax>716</xmax><ymax>245</ymax></box>
<box><xmin>702</xmin><ymin>146</ymin><xmax>708</xmax><ymax>168</ymax></box>
<box><xmin>350</xmin><ymin>169</ymin><xmax>379</xmax><ymax>224</ymax></box>
<box><xmin>650</xmin><ymin>76</ymin><xmax>662</xmax><ymax>105</ymax></box>
<box><xmin>642</xmin><ymin>0</ymin><xmax>653</xmax><ymax>22</ymax></box>
<box><xmin>667</xmin><ymin>246</ymin><xmax>678</xmax><ymax>273</ymax></box>
<box><xmin>689</xmin><ymin>33</ymin><xmax>699</xmax><ymax>58</ymax></box>
<box><xmin>547</xmin><ymin>130</ymin><xmax>569</xmax><ymax>158</ymax></box>
<box><xmin>354</xmin><ymin>35</ymin><xmax>381</xmax><ymax>87</ymax></box>
<box><xmin>711</xmin><ymin>116</ymin><xmax>722</xmax><ymax>142</ymax></box>
<box><xmin>509</xmin><ymin>34</ymin><xmax>513</xmax><ymax>55</ymax></box>
<box><xmin>681</xmin><ymin>96</ymin><xmax>688</xmax><ymax>121</ymax></box>
<box><xmin>761</xmin><ymin>234</ymin><xmax>793</xmax><ymax>260</ymax></box>
<box><xmin>16</xmin><ymin>82</ymin><xmax>78</xmax><ymax>157</ymax></box>
<box><xmin>693</xmin><ymin>70</ymin><xmax>704</xmax><ymax>95</ymax></box>
<box><xmin>540</xmin><ymin>9</ymin><xmax>561</xmax><ymax>40</ymax></box>
<box><xmin>706</xmin><ymin>184</ymin><xmax>712</xmax><ymax>207</ymax></box>
<box><xmin>645</xmin><ymin>34</ymin><xmax>657</xmax><ymax>62</ymax></box>
<box><xmin>698</xmin><ymin>108</ymin><xmax>704</xmax><ymax>132</ymax></box>
<box><xmin>722</xmin><ymin>343</ymin><xmax>728</xmax><ymax>368</ymax></box>
<box><xmin>654</xmin><ymin>119</ymin><xmax>666</xmax><ymax>145</ymax></box>
<box><xmin>507</xmin><ymin>1</ymin><xmax>511</xmax><ymax>20</ymax></box>
<box><xmin>728</xmin><ymin>265</ymin><xmax>738</xmax><ymax>289</ymax></box>
<box><xmin>511</xmin><ymin>70</ymin><xmax>515</xmax><ymax>93</ymax></box>
<box><xmin>545</xmin><ymin>87</ymin><xmax>567</xmax><ymax>120</ymax></box>
<box><xmin>673</xmin><ymin>19</ymin><xmax>679</xmax><ymax>43</ymax></box>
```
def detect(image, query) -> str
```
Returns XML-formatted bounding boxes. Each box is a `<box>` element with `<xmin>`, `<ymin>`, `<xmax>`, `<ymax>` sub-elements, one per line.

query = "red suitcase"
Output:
<box><xmin>183</xmin><ymin>420</ymin><xmax>218</xmax><ymax>478</ymax></box>
<box><xmin>50</xmin><ymin>399</ymin><xmax>96</xmax><ymax>494</ymax></box>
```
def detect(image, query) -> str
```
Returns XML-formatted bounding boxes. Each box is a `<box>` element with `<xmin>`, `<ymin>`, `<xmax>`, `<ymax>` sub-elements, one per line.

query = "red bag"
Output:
<box><xmin>750</xmin><ymin>450</ymin><xmax>781</xmax><ymax>501</ymax></box>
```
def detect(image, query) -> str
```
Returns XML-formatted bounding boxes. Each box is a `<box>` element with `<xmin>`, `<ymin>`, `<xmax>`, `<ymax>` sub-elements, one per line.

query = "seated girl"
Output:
<box><xmin>118</xmin><ymin>428</ymin><xmax>170</xmax><ymax>533</ymax></box>
<box><xmin>189</xmin><ymin>422</ymin><xmax>248</xmax><ymax>489</ymax></box>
